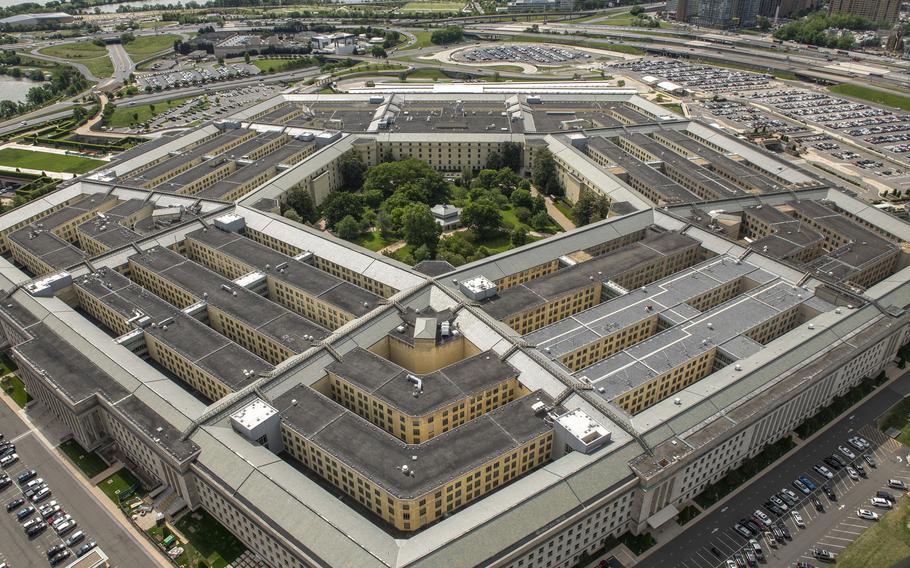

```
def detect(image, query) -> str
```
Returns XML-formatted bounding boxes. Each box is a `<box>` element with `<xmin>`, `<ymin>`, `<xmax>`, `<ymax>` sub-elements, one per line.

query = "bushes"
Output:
<box><xmin>431</xmin><ymin>26</ymin><xmax>464</xmax><ymax>45</ymax></box>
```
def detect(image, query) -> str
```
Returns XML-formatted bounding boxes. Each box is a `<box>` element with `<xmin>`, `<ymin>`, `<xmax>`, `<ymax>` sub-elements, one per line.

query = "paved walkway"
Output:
<box><xmin>0</xmin><ymin>388</ymin><xmax>169</xmax><ymax>566</ymax></box>
<box><xmin>531</xmin><ymin>188</ymin><xmax>576</xmax><ymax>231</ymax></box>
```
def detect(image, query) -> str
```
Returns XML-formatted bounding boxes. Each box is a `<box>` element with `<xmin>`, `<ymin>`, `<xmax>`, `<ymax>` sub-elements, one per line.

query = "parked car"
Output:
<box><xmin>16</xmin><ymin>505</ymin><xmax>34</xmax><ymax>520</ymax></box>
<box><xmin>75</xmin><ymin>541</ymin><xmax>97</xmax><ymax>558</ymax></box>
<box><xmin>793</xmin><ymin>479</ymin><xmax>811</xmax><ymax>494</ymax></box>
<box><xmin>814</xmin><ymin>465</ymin><xmax>833</xmax><ymax>479</ymax></box>
<box><xmin>871</xmin><ymin>497</ymin><xmax>893</xmax><ymax>509</ymax></box>
<box><xmin>838</xmin><ymin>445</ymin><xmax>856</xmax><ymax>459</ymax></box>
<box><xmin>26</xmin><ymin>520</ymin><xmax>47</xmax><ymax>537</ymax></box>
<box><xmin>876</xmin><ymin>490</ymin><xmax>896</xmax><ymax>503</ymax></box>
<box><xmin>800</xmin><ymin>475</ymin><xmax>818</xmax><ymax>490</ymax></box>
<box><xmin>857</xmin><ymin>509</ymin><xmax>879</xmax><ymax>520</ymax></box>
<box><xmin>65</xmin><ymin>530</ymin><xmax>85</xmax><ymax>546</ymax></box>
<box><xmin>733</xmin><ymin>523</ymin><xmax>752</xmax><ymax>538</ymax></box>
<box><xmin>778</xmin><ymin>523</ymin><xmax>791</xmax><ymax>539</ymax></box>
<box><xmin>0</xmin><ymin>475</ymin><xmax>10</xmax><ymax>490</ymax></box>
<box><xmin>791</xmin><ymin>510</ymin><xmax>805</xmax><ymax>527</ymax></box>
<box><xmin>822</xmin><ymin>485</ymin><xmax>837</xmax><ymax>501</ymax></box>
<box><xmin>814</xmin><ymin>548</ymin><xmax>837</xmax><ymax>562</ymax></box>
<box><xmin>846</xmin><ymin>466</ymin><xmax>859</xmax><ymax>481</ymax></box>
<box><xmin>49</xmin><ymin>550</ymin><xmax>71</xmax><ymax>566</ymax></box>
<box><xmin>824</xmin><ymin>456</ymin><xmax>843</xmax><ymax>471</ymax></box>
<box><xmin>888</xmin><ymin>479</ymin><xmax>907</xmax><ymax>490</ymax></box>
<box><xmin>744</xmin><ymin>519</ymin><xmax>761</xmax><ymax>535</ymax></box>
<box><xmin>1</xmin><ymin>453</ymin><xmax>19</xmax><ymax>468</ymax></box>
<box><xmin>31</xmin><ymin>487</ymin><xmax>51</xmax><ymax>502</ymax></box>
<box><xmin>55</xmin><ymin>519</ymin><xmax>77</xmax><ymax>535</ymax></box>
<box><xmin>848</xmin><ymin>437</ymin><xmax>866</xmax><ymax>451</ymax></box>
<box><xmin>16</xmin><ymin>469</ymin><xmax>36</xmax><ymax>484</ymax></box>
<box><xmin>41</xmin><ymin>505</ymin><xmax>61</xmax><ymax>519</ymax></box>
<box><xmin>6</xmin><ymin>496</ymin><xmax>24</xmax><ymax>511</ymax></box>
<box><xmin>856</xmin><ymin>463</ymin><xmax>867</xmax><ymax>477</ymax></box>
<box><xmin>46</xmin><ymin>542</ymin><xmax>66</xmax><ymax>558</ymax></box>
<box><xmin>769</xmin><ymin>495</ymin><xmax>789</xmax><ymax>511</ymax></box>
<box><xmin>778</xmin><ymin>491</ymin><xmax>797</xmax><ymax>507</ymax></box>
<box><xmin>812</xmin><ymin>496</ymin><xmax>824</xmax><ymax>512</ymax></box>
<box><xmin>864</xmin><ymin>454</ymin><xmax>877</xmax><ymax>468</ymax></box>
<box><xmin>749</xmin><ymin>538</ymin><xmax>763</xmax><ymax>559</ymax></box>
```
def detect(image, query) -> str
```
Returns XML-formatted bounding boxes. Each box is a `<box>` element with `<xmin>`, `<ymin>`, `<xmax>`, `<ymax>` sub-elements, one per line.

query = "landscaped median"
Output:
<box><xmin>833</xmin><ymin>494</ymin><xmax>910</xmax><ymax>568</ymax></box>
<box><xmin>59</xmin><ymin>439</ymin><xmax>109</xmax><ymax>479</ymax></box>
<box><xmin>147</xmin><ymin>508</ymin><xmax>247</xmax><ymax>568</ymax></box>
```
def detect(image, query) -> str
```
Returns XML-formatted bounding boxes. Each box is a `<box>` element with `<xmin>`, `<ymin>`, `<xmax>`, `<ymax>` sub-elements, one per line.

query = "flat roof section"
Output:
<box><xmin>186</xmin><ymin>227</ymin><xmax>380</xmax><ymax>317</ymax></box>
<box><xmin>13</xmin><ymin>322</ymin><xmax>130</xmax><ymax>404</ymax></box>
<box><xmin>587</xmin><ymin>136</ymin><xmax>699</xmax><ymax>204</ymax></box>
<box><xmin>327</xmin><ymin>347</ymin><xmax>518</xmax><ymax>416</ymax></box>
<box><xmin>8</xmin><ymin>229</ymin><xmax>87</xmax><ymax>271</ymax></box>
<box><xmin>481</xmin><ymin>231</ymin><xmax>699</xmax><ymax>321</ymax></box>
<box><xmin>128</xmin><ymin>246</ymin><xmax>328</xmax><ymax>354</ymax></box>
<box><xmin>114</xmin><ymin>395</ymin><xmax>200</xmax><ymax>461</ymax></box>
<box><xmin>275</xmin><ymin>385</ymin><xmax>555</xmax><ymax>499</ymax></box>
<box><xmin>125</xmin><ymin>129</ymin><xmax>253</xmax><ymax>184</ymax></box>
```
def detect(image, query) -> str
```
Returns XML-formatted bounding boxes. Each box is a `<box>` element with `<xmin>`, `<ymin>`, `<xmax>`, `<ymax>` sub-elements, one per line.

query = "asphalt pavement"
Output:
<box><xmin>0</xmin><ymin>402</ymin><xmax>161</xmax><ymax>567</ymax></box>
<box><xmin>638</xmin><ymin>370</ymin><xmax>910</xmax><ymax>568</ymax></box>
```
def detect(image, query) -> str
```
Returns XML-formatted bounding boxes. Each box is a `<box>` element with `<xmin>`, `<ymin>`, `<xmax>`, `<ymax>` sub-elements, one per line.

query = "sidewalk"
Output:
<box><xmin>0</xmin><ymin>388</ymin><xmax>169</xmax><ymax>567</ymax></box>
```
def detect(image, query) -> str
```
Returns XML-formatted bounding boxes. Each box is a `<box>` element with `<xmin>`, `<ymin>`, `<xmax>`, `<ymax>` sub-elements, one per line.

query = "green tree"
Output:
<box><xmin>401</xmin><ymin>203</ymin><xmax>441</xmax><ymax>254</ymax></box>
<box><xmin>530</xmin><ymin>210</ymin><xmax>551</xmax><ymax>232</ymax></box>
<box><xmin>510</xmin><ymin>188</ymin><xmax>533</xmax><ymax>209</ymax></box>
<box><xmin>757</xmin><ymin>15</ymin><xmax>771</xmax><ymax>31</ymax></box>
<box><xmin>500</xmin><ymin>141</ymin><xmax>523</xmax><ymax>172</ymax></box>
<box><xmin>462</xmin><ymin>199</ymin><xmax>503</xmax><ymax>240</ymax></box>
<box><xmin>71</xmin><ymin>106</ymin><xmax>85</xmax><ymax>123</ymax></box>
<box><xmin>120</xmin><ymin>32</ymin><xmax>135</xmax><ymax>44</ymax></box>
<box><xmin>338</xmin><ymin>149</ymin><xmax>366</xmax><ymax>190</ymax></box>
<box><xmin>335</xmin><ymin>214</ymin><xmax>363</xmax><ymax>240</ymax></box>
<box><xmin>532</xmin><ymin>147</ymin><xmax>562</xmax><ymax>197</ymax></box>
<box><xmin>244</xmin><ymin>52</ymin><xmax>251</xmax><ymax>64</ymax></box>
<box><xmin>285</xmin><ymin>186</ymin><xmax>318</xmax><ymax>223</ymax></box>
<box><xmin>510</xmin><ymin>226</ymin><xmax>530</xmax><ymax>247</ymax></box>
<box><xmin>283</xmin><ymin>209</ymin><xmax>302</xmax><ymax>223</ymax></box>
<box><xmin>431</xmin><ymin>26</ymin><xmax>464</xmax><ymax>45</ymax></box>
<box><xmin>572</xmin><ymin>191</ymin><xmax>611</xmax><ymax>226</ymax></box>
<box><xmin>364</xmin><ymin>158</ymin><xmax>448</xmax><ymax>202</ymax></box>
<box><xmin>370</xmin><ymin>45</ymin><xmax>387</xmax><ymax>58</ymax></box>
<box><xmin>321</xmin><ymin>191</ymin><xmax>363</xmax><ymax>228</ymax></box>
<box><xmin>630</xmin><ymin>5</ymin><xmax>645</xmax><ymax>15</ymax></box>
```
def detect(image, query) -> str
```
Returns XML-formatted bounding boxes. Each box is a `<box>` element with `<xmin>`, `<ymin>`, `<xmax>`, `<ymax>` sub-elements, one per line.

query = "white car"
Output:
<box><xmin>753</xmin><ymin>509</ymin><xmax>772</xmax><ymax>526</ymax></box>
<box><xmin>814</xmin><ymin>464</ymin><xmax>834</xmax><ymax>479</ymax></box>
<box><xmin>871</xmin><ymin>497</ymin><xmax>893</xmax><ymax>509</ymax></box>
<box><xmin>839</xmin><ymin>445</ymin><xmax>856</xmax><ymax>460</ymax></box>
<box><xmin>791</xmin><ymin>510</ymin><xmax>805</xmax><ymax>527</ymax></box>
<box><xmin>857</xmin><ymin>509</ymin><xmax>880</xmax><ymax>521</ymax></box>
<box><xmin>0</xmin><ymin>453</ymin><xmax>18</xmax><ymax>468</ymax></box>
<box><xmin>846</xmin><ymin>466</ymin><xmax>859</xmax><ymax>481</ymax></box>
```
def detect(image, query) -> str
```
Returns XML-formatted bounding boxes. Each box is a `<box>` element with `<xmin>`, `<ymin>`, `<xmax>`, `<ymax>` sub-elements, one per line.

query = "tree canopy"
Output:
<box><xmin>431</xmin><ymin>26</ymin><xmax>463</xmax><ymax>45</ymax></box>
<box><xmin>532</xmin><ymin>147</ymin><xmax>562</xmax><ymax>197</ymax></box>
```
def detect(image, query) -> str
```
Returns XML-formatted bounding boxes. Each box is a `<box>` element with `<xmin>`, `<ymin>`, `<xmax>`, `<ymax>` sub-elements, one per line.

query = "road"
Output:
<box><xmin>638</xmin><ymin>370</ymin><xmax>910</xmax><ymax>568</ymax></box>
<box><xmin>105</xmin><ymin>43</ymin><xmax>134</xmax><ymax>88</ymax></box>
<box><xmin>0</xmin><ymin>401</ymin><xmax>163</xmax><ymax>567</ymax></box>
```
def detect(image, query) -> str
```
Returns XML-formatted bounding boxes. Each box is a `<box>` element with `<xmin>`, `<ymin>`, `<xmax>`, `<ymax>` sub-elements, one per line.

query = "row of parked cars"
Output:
<box><xmin>729</xmin><ymin>436</ymin><xmax>879</xmax><ymax>567</ymax></box>
<box><xmin>2</xmin><ymin>461</ymin><xmax>97</xmax><ymax>565</ymax></box>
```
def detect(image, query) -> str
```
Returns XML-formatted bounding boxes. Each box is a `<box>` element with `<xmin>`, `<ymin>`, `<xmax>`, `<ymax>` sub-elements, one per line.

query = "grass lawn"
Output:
<box><xmin>829</xmin><ymin>84</ymin><xmax>910</xmax><ymax>112</ymax></box>
<box><xmin>1</xmin><ymin>375</ymin><xmax>31</xmax><ymax>408</ymax></box>
<box><xmin>122</xmin><ymin>34</ymin><xmax>181</xmax><ymax>59</ymax></box>
<box><xmin>677</xmin><ymin>505</ymin><xmax>700</xmax><ymax>525</ymax></box>
<box><xmin>38</xmin><ymin>41</ymin><xmax>114</xmax><ymax>78</ymax></box>
<box><xmin>352</xmin><ymin>231</ymin><xmax>393</xmax><ymax>252</ymax></box>
<box><xmin>661</xmin><ymin>103</ymin><xmax>684</xmax><ymax>115</ymax></box>
<box><xmin>107</xmin><ymin>97</ymin><xmax>191</xmax><ymax>128</ymax></box>
<box><xmin>251</xmin><ymin>58</ymin><xmax>296</xmax><ymax>73</ymax></box>
<box><xmin>0</xmin><ymin>148</ymin><xmax>105</xmax><ymax>174</ymax></box>
<box><xmin>404</xmin><ymin>68</ymin><xmax>449</xmax><ymax>80</ymax></box>
<box><xmin>554</xmin><ymin>199</ymin><xmax>574</xmax><ymax>221</ymax></box>
<box><xmin>879</xmin><ymin>396</ymin><xmax>910</xmax><ymax>447</ymax></box>
<box><xmin>401</xmin><ymin>31</ymin><xmax>435</xmax><ymax>50</ymax></box>
<box><xmin>98</xmin><ymin>468</ymin><xmax>144</xmax><ymax>504</ymax></box>
<box><xmin>400</xmin><ymin>1</ymin><xmax>464</xmax><ymax>11</ymax></box>
<box><xmin>835</xmin><ymin>495</ymin><xmax>910</xmax><ymax>568</ymax></box>
<box><xmin>138</xmin><ymin>20</ymin><xmax>174</xmax><ymax>29</ymax></box>
<box><xmin>59</xmin><ymin>439</ymin><xmax>108</xmax><ymax>478</ymax></box>
<box><xmin>155</xmin><ymin>509</ymin><xmax>246</xmax><ymax>568</ymax></box>
<box><xmin>0</xmin><ymin>354</ymin><xmax>17</xmax><ymax>376</ymax></box>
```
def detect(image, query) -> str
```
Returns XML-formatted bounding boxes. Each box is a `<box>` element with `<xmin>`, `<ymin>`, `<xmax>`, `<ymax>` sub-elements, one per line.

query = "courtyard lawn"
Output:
<box><xmin>834</xmin><ymin>495</ymin><xmax>910</xmax><ymax>568</ymax></box>
<box><xmin>1</xmin><ymin>375</ymin><xmax>31</xmax><ymax>408</ymax></box>
<box><xmin>106</xmin><ymin>97</ymin><xmax>191</xmax><ymax>128</ymax></box>
<box><xmin>173</xmin><ymin>509</ymin><xmax>247</xmax><ymax>568</ymax></box>
<box><xmin>352</xmin><ymin>230</ymin><xmax>393</xmax><ymax>252</ymax></box>
<box><xmin>98</xmin><ymin>468</ymin><xmax>144</xmax><ymax>504</ymax></box>
<box><xmin>122</xmin><ymin>34</ymin><xmax>181</xmax><ymax>59</ymax></box>
<box><xmin>879</xmin><ymin>396</ymin><xmax>910</xmax><ymax>447</ymax></box>
<box><xmin>0</xmin><ymin>148</ymin><xmax>105</xmax><ymax>174</ymax></box>
<box><xmin>251</xmin><ymin>58</ymin><xmax>294</xmax><ymax>73</ymax></box>
<box><xmin>59</xmin><ymin>439</ymin><xmax>108</xmax><ymax>479</ymax></box>
<box><xmin>829</xmin><ymin>84</ymin><xmax>910</xmax><ymax>112</ymax></box>
<box><xmin>38</xmin><ymin>41</ymin><xmax>114</xmax><ymax>78</ymax></box>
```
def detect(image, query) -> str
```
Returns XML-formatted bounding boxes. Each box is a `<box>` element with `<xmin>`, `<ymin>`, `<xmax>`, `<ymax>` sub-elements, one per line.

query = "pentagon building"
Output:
<box><xmin>0</xmin><ymin>86</ymin><xmax>909</xmax><ymax>568</ymax></box>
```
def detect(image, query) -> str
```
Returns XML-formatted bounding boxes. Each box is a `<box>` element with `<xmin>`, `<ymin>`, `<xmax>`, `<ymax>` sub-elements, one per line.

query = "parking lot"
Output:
<box><xmin>136</xmin><ymin>62</ymin><xmax>261</xmax><ymax>92</ymax></box>
<box><xmin>0</xmin><ymin>432</ymin><xmax>99</xmax><ymax>566</ymax></box>
<box><xmin>452</xmin><ymin>44</ymin><xmax>590</xmax><ymax>65</ymax></box>
<box><xmin>695</xmin><ymin>100</ymin><xmax>808</xmax><ymax>136</ymax></box>
<box><xmin>670</xmin><ymin>425</ymin><xmax>907</xmax><ymax>568</ymax></box>
<box><xmin>114</xmin><ymin>85</ymin><xmax>282</xmax><ymax>133</ymax></box>
<box><xmin>610</xmin><ymin>59</ymin><xmax>772</xmax><ymax>93</ymax></box>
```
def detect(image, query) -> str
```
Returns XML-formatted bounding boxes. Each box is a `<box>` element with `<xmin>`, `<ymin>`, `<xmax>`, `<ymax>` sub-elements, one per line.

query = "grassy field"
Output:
<box><xmin>38</xmin><ymin>41</ymin><xmax>114</xmax><ymax>78</ymax></box>
<box><xmin>400</xmin><ymin>1</ymin><xmax>464</xmax><ymax>11</ymax></box>
<box><xmin>879</xmin><ymin>396</ymin><xmax>910</xmax><ymax>447</ymax></box>
<box><xmin>107</xmin><ymin>97</ymin><xmax>191</xmax><ymax>128</ymax></box>
<box><xmin>1</xmin><ymin>375</ymin><xmax>31</xmax><ymax>408</ymax></box>
<box><xmin>170</xmin><ymin>509</ymin><xmax>246</xmax><ymax>568</ymax></box>
<box><xmin>596</xmin><ymin>11</ymin><xmax>664</xmax><ymax>27</ymax></box>
<box><xmin>829</xmin><ymin>84</ymin><xmax>910</xmax><ymax>112</ymax></box>
<box><xmin>352</xmin><ymin>231</ymin><xmax>393</xmax><ymax>252</ymax></box>
<box><xmin>835</xmin><ymin>495</ymin><xmax>910</xmax><ymax>568</ymax></box>
<box><xmin>661</xmin><ymin>103</ymin><xmax>684</xmax><ymax>115</ymax></box>
<box><xmin>122</xmin><ymin>34</ymin><xmax>181</xmax><ymax>59</ymax></box>
<box><xmin>400</xmin><ymin>30</ymin><xmax>435</xmax><ymax>50</ymax></box>
<box><xmin>98</xmin><ymin>468</ymin><xmax>144</xmax><ymax>503</ymax></box>
<box><xmin>405</xmin><ymin>68</ymin><xmax>449</xmax><ymax>80</ymax></box>
<box><xmin>250</xmin><ymin>58</ymin><xmax>296</xmax><ymax>72</ymax></box>
<box><xmin>59</xmin><ymin>439</ymin><xmax>108</xmax><ymax>478</ymax></box>
<box><xmin>0</xmin><ymin>148</ymin><xmax>105</xmax><ymax>174</ymax></box>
